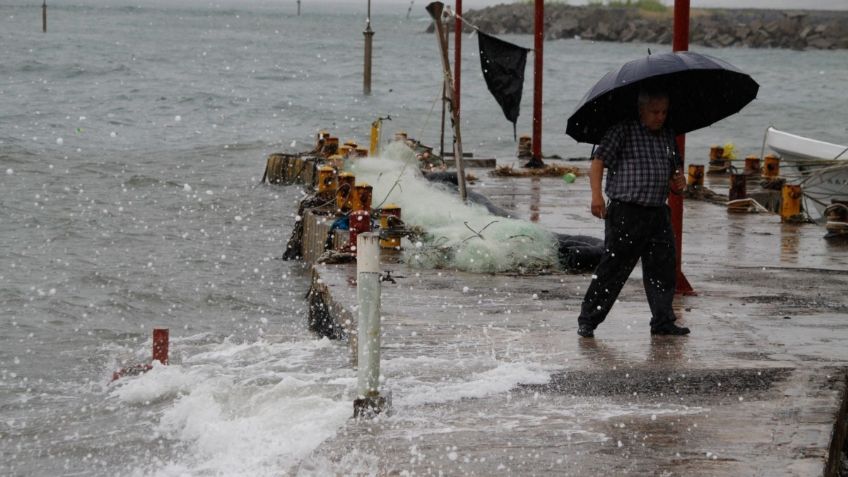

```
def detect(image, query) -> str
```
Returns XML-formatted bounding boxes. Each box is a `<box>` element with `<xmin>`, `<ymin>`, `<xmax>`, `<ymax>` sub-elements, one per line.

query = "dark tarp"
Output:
<box><xmin>478</xmin><ymin>31</ymin><xmax>529</xmax><ymax>141</ymax></box>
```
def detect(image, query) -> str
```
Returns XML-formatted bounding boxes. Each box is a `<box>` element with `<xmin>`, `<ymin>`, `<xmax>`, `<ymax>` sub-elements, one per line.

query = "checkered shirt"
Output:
<box><xmin>594</xmin><ymin>119</ymin><xmax>682</xmax><ymax>207</ymax></box>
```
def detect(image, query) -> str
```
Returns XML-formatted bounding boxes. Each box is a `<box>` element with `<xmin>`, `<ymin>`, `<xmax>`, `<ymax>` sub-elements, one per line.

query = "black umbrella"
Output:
<box><xmin>566</xmin><ymin>51</ymin><xmax>759</xmax><ymax>144</ymax></box>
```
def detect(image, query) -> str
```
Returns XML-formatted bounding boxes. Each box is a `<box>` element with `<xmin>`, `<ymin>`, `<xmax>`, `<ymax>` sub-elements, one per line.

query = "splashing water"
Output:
<box><xmin>348</xmin><ymin>143</ymin><xmax>559</xmax><ymax>273</ymax></box>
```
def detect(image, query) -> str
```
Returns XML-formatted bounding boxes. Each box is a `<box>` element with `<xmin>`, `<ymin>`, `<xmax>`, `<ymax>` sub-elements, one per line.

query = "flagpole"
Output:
<box><xmin>427</xmin><ymin>2</ymin><xmax>467</xmax><ymax>202</ymax></box>
<box><xmin>672</xmin><ymin>0</ymin><xmax>695</xmax><ymax>295</ymax></box>
<box><xmin>527</xmin><ymin>0</ymin><xmax>545</xmax><ymax>168</ymax></box>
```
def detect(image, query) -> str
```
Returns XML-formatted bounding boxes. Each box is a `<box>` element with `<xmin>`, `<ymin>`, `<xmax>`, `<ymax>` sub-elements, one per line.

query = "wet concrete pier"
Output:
<box><xmin>294</xmin><ymin>165</ymin><xmax>848</xmax><ymax>475</ymax></box>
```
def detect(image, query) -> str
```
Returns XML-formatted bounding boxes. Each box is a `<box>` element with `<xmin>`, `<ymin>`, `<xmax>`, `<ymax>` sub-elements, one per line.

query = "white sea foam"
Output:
<box><xmin>348</xmin><ymin>145</ymin><xmax>559</xmax><ymax>273</ymax></box>
<box><xmin>109</xmin><ymin>337</ymin><xmax>354</xmax><ymax>476</ymax></box>
<box><xmin>392</xmin><ymin>361</ymin><xmax>551</xmax><ymax>407</ymax></box>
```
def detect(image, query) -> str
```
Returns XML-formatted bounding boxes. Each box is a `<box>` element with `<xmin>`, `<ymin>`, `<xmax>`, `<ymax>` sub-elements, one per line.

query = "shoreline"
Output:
<box><xmin>429</xmin><ymin>4</ymin><xmax>848</xmax><ymax>50</ymax></box>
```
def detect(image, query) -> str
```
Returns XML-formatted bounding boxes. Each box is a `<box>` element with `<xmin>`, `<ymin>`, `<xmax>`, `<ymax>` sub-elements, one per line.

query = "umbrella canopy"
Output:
<box><xmin>566</xmin><ymin>51</ymin><xmax>759</xmax><ymax>144</ymax></box>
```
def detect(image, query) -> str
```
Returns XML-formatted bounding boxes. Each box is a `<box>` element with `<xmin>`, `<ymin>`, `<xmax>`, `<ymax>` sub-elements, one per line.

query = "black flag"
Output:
<box><xmin>478</xmin><ymin>31</ymin><xmax>529</xmax><ymax>141</ymax></box>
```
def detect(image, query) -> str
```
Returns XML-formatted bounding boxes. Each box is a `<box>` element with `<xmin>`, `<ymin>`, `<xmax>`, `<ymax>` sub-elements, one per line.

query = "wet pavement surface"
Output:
<box><xmin>297</xmin><ymin>166</ymin><xmax>848</xmax><ymax>476</ymax></box>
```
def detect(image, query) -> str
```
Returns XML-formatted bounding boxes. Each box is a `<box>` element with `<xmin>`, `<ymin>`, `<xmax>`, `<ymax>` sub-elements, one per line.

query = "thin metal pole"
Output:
<box><xmin>353</xmin><ymin>233</ymin><xmax>387</xmax><ymax>418</ymax></box>
<box><xmin>439</xmin><ymin>24</ymin><xmax>448</xmax><ymax>159</ymax></box>
<box><xmin>42</xmin><ymin>0</ymin><xmax>47</xmax><ymax>33</ymax></box>
<box><xmin>297</xmin><ymin>0</ymin><xmax>301</xmax><ymax>16</ymax></box>
<box><xmin>528</xmin><ymin>0</ymin><xmax>545</xmax><ymax>167</ymax></box>
<box><xmin>453</xmin><ymin>0</ymin><xmax>462</xmax><ymax>120</ymax></box>
<box><xmin>427</xmin><ymin>2</ymin><xmax>467</xmax><ymax>202</ymax></box>
<box><xmin>363</xmin><ymin>0</ymin><xmax>374</xmax><ymax>95</ymax></box>
<box><xmin>356</xmin><ymin>233</ymin><xmax>381</xmax><ymax>399</ymax></box>
<box><xmin>671</xmin><ymin>0</ymin><xmax>694</xmax><ymax>295</ymax></box>
<box><xmin>439</xmin><ymin>79</ymin><xmax>446</xmax><ymax>159</ymax></box>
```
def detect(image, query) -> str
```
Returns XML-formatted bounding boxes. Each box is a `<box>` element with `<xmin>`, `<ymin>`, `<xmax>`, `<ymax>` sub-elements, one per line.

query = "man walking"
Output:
<box><xmin>577</xmin><ymin>88</ymin><xmax>689</xmax><ymax>338</ymax></box>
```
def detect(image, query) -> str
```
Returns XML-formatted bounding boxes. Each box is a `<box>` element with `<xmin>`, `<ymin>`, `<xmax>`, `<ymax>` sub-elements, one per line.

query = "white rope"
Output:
<box><xmin>416</xmin><ymin>88</ymin><xmax>444</xmax><ymax>149</ymax></box>
<box><xmin>442</xmin><ymin>6</ymin><xmax>482</xmax><ymax>32</ymax></box>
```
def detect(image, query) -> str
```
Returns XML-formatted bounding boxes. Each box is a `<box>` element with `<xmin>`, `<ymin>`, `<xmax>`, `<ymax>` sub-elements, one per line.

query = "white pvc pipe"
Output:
<box><xmin>356</xmin><ymin>232</ymin><xmax>382</xmax><ymax>398</ymax></box>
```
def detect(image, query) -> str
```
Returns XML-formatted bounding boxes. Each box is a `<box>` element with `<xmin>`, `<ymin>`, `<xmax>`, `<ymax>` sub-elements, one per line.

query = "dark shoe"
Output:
<box><xmin>651</xmin><ymin>323</ymin><xmax>690</xmax><ymax>336</ymax></box>
<box><xmin>577</xmin><ymin>326</ymin><xmax>595</xmax><ymax>338</ymax></box>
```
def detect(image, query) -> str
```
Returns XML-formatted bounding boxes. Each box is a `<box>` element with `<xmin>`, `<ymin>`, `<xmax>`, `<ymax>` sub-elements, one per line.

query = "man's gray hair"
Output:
<box><xmin>637</xmin><ymin>88</ymin><xmax>669</xmax><ymax>108</ymax></box>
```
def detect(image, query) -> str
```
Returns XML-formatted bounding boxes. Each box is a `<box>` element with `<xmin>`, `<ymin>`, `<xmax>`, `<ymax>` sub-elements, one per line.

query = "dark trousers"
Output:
<box><xmin>578</xmin><ymin>200</ymin><xmax>677</xmax><ymax>330</ymax></box>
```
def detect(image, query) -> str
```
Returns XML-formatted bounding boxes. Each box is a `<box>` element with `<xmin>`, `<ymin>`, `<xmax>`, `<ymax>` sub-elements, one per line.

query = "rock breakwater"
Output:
<box><xmin>427</xmin><ymin>4</ymin><xmax>848</xmax><ymax>50</ymax></box>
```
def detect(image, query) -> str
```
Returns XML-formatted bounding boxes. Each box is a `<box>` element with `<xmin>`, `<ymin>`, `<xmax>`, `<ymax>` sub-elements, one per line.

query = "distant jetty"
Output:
<box><xmin>428</xmin><ymin>5</ymin><xmax>848</xmax><ymax>50</ymax></box>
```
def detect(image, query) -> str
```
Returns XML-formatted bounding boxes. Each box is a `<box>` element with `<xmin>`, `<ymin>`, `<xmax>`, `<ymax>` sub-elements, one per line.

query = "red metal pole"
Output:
<box><xmin>672</xmin><ymin>0</ymin><xmax>694</xmax><ymax>295</ymax></box>
<box><xmin>454</xmin><ymin>0</ymin><xmax>462</xmax><ymax>119</ymax></box>
<box><xmin>152</xmin><ymin>328</ymin><xmax>169</xmax><ymax>365</ymax></box>
<box><xmin>529</xmin><ymin>0</ymin><xmax>545</xmax><ymax>167</ymax></box>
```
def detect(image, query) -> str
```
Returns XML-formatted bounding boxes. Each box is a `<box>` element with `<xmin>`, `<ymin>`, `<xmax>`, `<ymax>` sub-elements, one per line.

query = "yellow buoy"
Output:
<box><xmin>781</xmin><ymin>184</ymin><xmax>802</xmax><ymax>221</ymax></box>
<box><xmin>380</xmin><ymin>204</ymin><xmax>402</xmax><ymax>249</ymax></box>
<box><xmin>336</xmin><ymin>172</ymin><xmax>355</xmax><ymax>213</ymax></box>
<box><xmin>687</xmin><ymin>164</ymin><xmax>705</xmax><ymax>187</ymax></box>
<box><xmin>763</xmin><ymin>154</ymin><xmax>780</xmax><ymax>178</ymax></box>
<box><xmin>729</xmin><ymin>173</ymin><xmax>746</xmax><ymax>201</ymax></box>
<box><xmin>744</xmin><ymin>155</ymin><xmax>761</xmax><ymax>176</ymax></box>
<box><xmin>352</xmin><ymin>182</ymin><xmax>373</xmax><ymax>212</ymax></box>
<box><xmin>321</xmin><ymin>137</ymin><xmax>339</xmax><ymax>157</ymax></box>
<box><xmin>317</xmin><ymin>165</ymin><xmax>337</xmax><ymax>197</ymax></box>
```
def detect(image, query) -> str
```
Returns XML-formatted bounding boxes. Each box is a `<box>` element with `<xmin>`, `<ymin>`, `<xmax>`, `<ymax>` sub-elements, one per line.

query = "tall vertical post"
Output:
<box><xmin>427</xmin><ymin>2</ymin><xmax>467</xmax><ymax>202</ymax></box>
<box><xmin>353</xmin><ymin>233</ymin><xmax>387</xmax><ymax>418</ymax></box>
<box><xmin>453</xmin><ymin>0</ymin><xmax>462</xmax><ymax>119</ymax></box>
<box><xmin>528</xmin><ymin>0</ymin><xmax>545</xmax><ymax>168</ymax></box>
<box><xmin>363</xmin><ymin>0</ymin><xmax>374</xmax><ymax>96</ymax></box>
<box><xmin>42</xmin><ymin>0</ymin><xmax>47</xmax><ymax>32</ymax></box>
<box><xmin>671</xmin><ymin>0</ymin><xmax>694</xmax><ymax>295</ymax></box>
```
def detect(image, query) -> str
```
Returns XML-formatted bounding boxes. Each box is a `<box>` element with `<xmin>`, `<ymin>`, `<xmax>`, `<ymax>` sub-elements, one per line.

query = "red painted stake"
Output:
<box><xmin>152</xmin><ymin>328</ymin><xmax>169</xmax><ymax>365</ymax></box>
<box><xmin>111</xmin><ymin>328</ymin><xmax>170</xmax><ymax>381</ymax></box>
<box><xmin>671</xmin><ymin>0</ymin><xmax>695</xmax><ymax>295</ymax></box>
<box><xmin>531</xmin><ymin>0</ymin><xmax>544</xmax><ymax>166</ymax></box>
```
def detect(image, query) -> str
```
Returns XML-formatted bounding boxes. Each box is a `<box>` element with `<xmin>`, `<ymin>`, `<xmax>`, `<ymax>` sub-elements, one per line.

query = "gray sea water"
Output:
<box><xmin>2</xmin><ymin>1</ymin><xmax>847</xmax><ymax>475</ymax></box>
